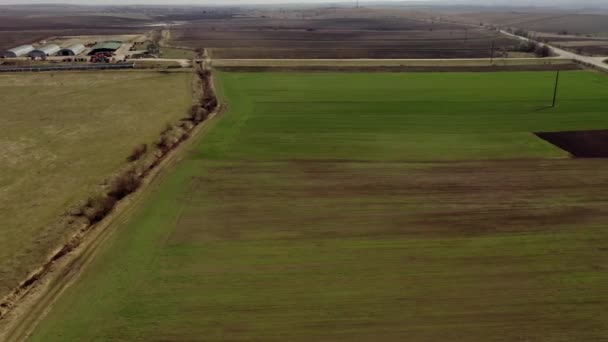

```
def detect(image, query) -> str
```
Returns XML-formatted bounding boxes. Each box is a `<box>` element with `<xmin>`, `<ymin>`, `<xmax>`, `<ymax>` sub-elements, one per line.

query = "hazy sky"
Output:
<box><xmin>0</xmin><ymin>0</ymin><xmax>419</xmax><ymax>4</ymax></box>
<box><xmin>0</xmin><ymin>0</ymin><xmax>597</xmax><ymax>7</ymax></box>
<box><xmin>0</xmin><ymin>0</ymin><xmax>430</xmax><ymax>4</ymax></box>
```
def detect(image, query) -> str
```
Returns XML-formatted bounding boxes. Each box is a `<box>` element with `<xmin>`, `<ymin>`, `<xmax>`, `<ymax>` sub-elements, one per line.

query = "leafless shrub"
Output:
<box><xmin>189</xmin><ymin>104</ymin><xmax>200</xmax><ymax>118</ymax></box>
<box><xmin>535</xmin><ymin>45</ymin><xmax>551</xmax><ymax>58</ymax></box>
<box><xmin>82</xmin><ymin>195</ymin><xmax>117</xmax><ymax>224</ymax></box>
<box><xmin>108</xmin><ymin>170</ymin><xmax>141</xmax><ymax>200</ymax></box>
<box><xmin>202</xmin><ymin>96</ymin><xmax>217</xmax><ymax>111</ymax></box>
<box><xmin>194</xmin><ymin>107</ymin><xmax>209</xmax><ymax>122</ymax></box>
<box><xmin>127</xmin><ymin>144</ymin><xmax>148</xmax><ymax>162</ymax></box>
<box><xmin>161</xmin><ymin>123</ymin><xmax>174</xmax><ymax>135</ymax></box>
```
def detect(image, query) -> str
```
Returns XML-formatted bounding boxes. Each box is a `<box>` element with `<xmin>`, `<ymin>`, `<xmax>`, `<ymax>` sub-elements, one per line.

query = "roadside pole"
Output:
<box><xmin>552</xmin><ymin>70</ymin><xmax>560</xmax><ymax>107</ymax></box>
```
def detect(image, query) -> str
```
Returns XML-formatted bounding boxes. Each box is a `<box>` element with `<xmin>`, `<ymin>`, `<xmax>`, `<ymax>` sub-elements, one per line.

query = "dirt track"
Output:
<box><xmin>211</xmin><ymin>57</ymin><xmax>576</xmax><ymax>66</ymax></box>
<box><xmin>214</xmin><ymin>64</ymin><xmax>579</xmax><ymax>73</ymax></box>
<box><xmin>211</xmin><ymin>57</ymin><xmax>579</xmax><ymax>72</ymax></box>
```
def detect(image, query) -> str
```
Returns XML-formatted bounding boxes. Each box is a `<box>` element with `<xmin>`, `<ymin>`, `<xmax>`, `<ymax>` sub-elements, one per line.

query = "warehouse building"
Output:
<box><xmin>2</xmin><ymin>45</ymin><xmax>35</xmax><ymax>58</ymax></box>
<box><xmin>58</xmin><ymin>43</ymin><xmax>86</xmax><ymax>56</ymax></box>
<box><xmin>88</xmin><ymin>41</ymin><xmax>122</xmax><ymax>55</ymax></box>
<box><xmin>28</xmin><ymin>44</ymin><xmax>61</xmax><ymax>58</ymax></box>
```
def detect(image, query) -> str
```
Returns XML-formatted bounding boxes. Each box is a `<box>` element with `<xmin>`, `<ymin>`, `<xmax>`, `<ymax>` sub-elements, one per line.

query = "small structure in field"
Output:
<box><xmin>59</xmin><ymin>44</ymin><xmax>86</xmax><ymax>56</ymax></box>
<box><xmin>2</xmin><ymin>45</ymin><xmax>35</xmax><ymax>58</ymax></box>
<box><xmin>28</xmin><ymin>44</ymin><xmax>61</xmax><ymax>58</ymax></box>
<box><xmin>88</xmin><ymin>41</ymin><xmax>122</xmax><ymax>55</ymax></box>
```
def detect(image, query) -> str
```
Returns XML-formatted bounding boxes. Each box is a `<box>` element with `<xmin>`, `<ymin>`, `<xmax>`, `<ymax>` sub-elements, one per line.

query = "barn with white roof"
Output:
<box><xmin>58</xmin><ymin>44</ymin><xmax>86</xmax><ymax>56</ymax></box>
<box><xmin>2</xmin><ymin>45</ymin><xmax>35</xmax><ymax>58</ymax></box>
<box><xmin>28</xmin><ymin>44</ymin><xmax>61</xmax><ymax>58</ymax></box>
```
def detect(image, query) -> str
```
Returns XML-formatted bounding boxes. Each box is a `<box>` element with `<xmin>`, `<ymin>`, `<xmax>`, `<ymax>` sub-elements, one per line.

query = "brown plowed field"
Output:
<box><xmin>536</xmin><ymin>130</ymin><xmax>608</xmax><ymax>158</ymax></box>
<box><xmin>170</xmin><ymin>18</ymin><xmax>520</xmax><ymax>59</ymax></box>
<box><xmin>0</xmin><ymin>15</ymin><xmax>149</xmax><ymax>50</ymax></box>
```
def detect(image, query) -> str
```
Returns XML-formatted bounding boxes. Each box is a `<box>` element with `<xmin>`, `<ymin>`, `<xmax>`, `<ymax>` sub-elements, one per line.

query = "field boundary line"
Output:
<box><xmin>210</xmin><ymin>57</ymin><xmax>576</xmax><ymax>68</ymax></box>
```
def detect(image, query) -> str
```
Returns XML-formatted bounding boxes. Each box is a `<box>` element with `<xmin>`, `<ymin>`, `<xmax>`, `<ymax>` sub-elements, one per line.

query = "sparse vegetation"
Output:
<box><xmin>107</xmin><ymin>169</ymin><xmax>141</xmax><ymax>200</ymax></box>
<box><xmin>535</xmin><ymin>44</ymin><xmax>551</xmax><ymax>57</ymax></box>
<box><xmin>127</xmin><ymin>144</ymin><xmax>148</xmax><ymax>162</ymax></box>
<box><xmin>513</xmin><ymin>28</ymin><xmax>530</xmax><ymax>38</ymax></box>
<box><xmin>516</xmin><ymin>41</ymin><xmax>537</xmax><ymax>53</ymax></box>
<box><xmin>515</xmin><ymin>41</ymin><xmax>551</xmax><ymax>57</ymax></box>
<box><xmin>82</xmin><ymin>195</ymin><xmax>116</xmax><ymax>224</ymax></box>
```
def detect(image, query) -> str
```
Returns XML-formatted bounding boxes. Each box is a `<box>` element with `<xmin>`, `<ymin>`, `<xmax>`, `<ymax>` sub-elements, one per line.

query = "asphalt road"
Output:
<box><xmin>500</xmin><ymin>30</ymin><xmax>608</xmax><ymax>71</ymax></box>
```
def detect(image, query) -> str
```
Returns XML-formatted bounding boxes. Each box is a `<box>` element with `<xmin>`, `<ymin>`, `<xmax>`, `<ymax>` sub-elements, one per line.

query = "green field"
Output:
<box><xmin>29</xmin><ymin>71</ymin><xmax>608</xmax><ymax>341</ymax></box>
<box><xmin>0</xmin><ymin>71</ymin><xmax>193</xmax><ymax>299</ymax></box>
<box><xmin>201</xmin><ymin>71</ymin><xmax>608</xmax><ymax>161</ymax></box>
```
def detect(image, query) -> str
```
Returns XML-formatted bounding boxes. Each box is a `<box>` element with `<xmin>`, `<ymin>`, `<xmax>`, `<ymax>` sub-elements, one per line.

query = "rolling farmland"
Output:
<box><xmin>28</xmin><ymin>71</ymin><xmax>608</xmax><ymax>341</ymax></box>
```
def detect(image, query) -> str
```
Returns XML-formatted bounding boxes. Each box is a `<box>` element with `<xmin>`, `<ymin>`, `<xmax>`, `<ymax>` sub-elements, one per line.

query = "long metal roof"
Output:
<box><xmin>59</xmin><ymin>44</ymin><xmax>86</xmax><ymax>55</ymax></box>
<box><xmin>36</xmin><ymin>44</ymin><xmax>61</xmax><ymax>55</ymax></box>
<box><xmin>5</xmin><ymin>45</ymin><xmax>35</xmax><ymax>57</ymax></box>
<box><xmin>90</xmin><ymin>41</ymin><xmax>122</xmax><ymax>51</ymax></box>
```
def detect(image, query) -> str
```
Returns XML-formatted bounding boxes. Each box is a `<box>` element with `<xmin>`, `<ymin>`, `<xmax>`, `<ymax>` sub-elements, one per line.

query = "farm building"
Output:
<box><xmin>2</xmin><ymin>45</ymin><xmax>35</xmax><ymax>58</ymax></box>
<box><xmin>58</xmin><ymin>44</ymin><xmax>86</xmax><ymax>56</ymax></box>
<box><xmin>88</xmin><ymin>41</ymin><xmax>122</xmax><ymax>55</ymax></box>
<box><xmin>28</xmin><ymin>44</ymin><xmax>61</xmax><ymax>58</ymax></box>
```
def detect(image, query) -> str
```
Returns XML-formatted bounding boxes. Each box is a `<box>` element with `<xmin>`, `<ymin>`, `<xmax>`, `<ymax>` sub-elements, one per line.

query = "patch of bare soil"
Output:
<box><xmin>535</xmin><ymin>130</ymin><xmax>608</xmax><ymax>158</ymax></box>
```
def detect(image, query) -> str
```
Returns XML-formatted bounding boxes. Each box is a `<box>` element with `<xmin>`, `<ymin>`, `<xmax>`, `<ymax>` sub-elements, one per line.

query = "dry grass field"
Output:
<box><xmin>0</xmin><ymin>70</ymin><xmax>193</xmax><ymax>301</ymax></box>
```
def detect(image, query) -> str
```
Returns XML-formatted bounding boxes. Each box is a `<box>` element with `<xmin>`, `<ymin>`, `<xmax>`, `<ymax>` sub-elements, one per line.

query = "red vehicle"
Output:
<box><xmin>90</xmin><ymin>52</ymin><xmax>114</xmax><ymax>63</ymax></box>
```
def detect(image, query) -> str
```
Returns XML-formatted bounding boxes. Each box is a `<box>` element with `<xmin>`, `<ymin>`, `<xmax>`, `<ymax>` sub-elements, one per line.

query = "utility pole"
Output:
<box><xmin>552</xmin><ymin>70</ymin><xmax>560</xmax><ymax>107</ymax></box>
<box><xmin>490</xmin><ymin>40</ymin><xmax>495</xmax><ymax>64</ymax></box>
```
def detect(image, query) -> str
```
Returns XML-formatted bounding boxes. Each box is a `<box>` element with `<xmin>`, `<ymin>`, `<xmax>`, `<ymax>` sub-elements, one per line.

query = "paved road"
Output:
<box><xmin>404</xmin><ymin>15</ymin><xmax>607</xmax><ymax>71</ymax></box>
<box><xmin>500</xmin><ymin>30</ymin><xmax>608</xmax><ymax>71</ymax></box>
